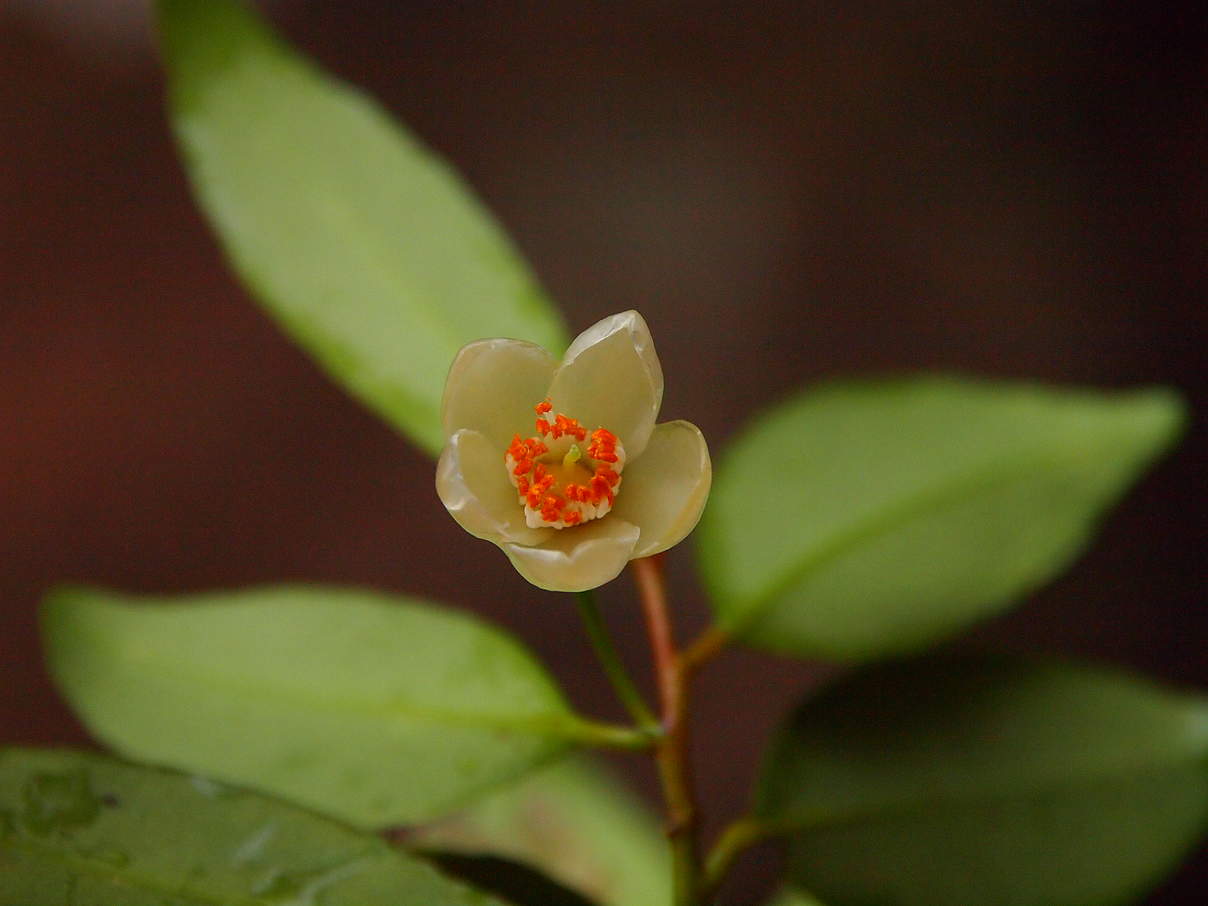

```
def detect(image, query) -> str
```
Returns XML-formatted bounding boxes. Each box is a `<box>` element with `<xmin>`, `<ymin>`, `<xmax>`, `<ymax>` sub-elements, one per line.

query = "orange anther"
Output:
<box><xmin>595</xmin><ymin>466</ymin><xmax>620</xmax><ymax>487</ymax></box>
<box><xmin>553</xmin><ymin>414</ymin><xmax>587</xmax><ymax>442</ymax></box>
<box><xmin>506</xmin><ymin>434</ymin><xmax>527</xmax><ymax>462</ymax></box>
<box><xmin>508</xmin><ymin>402</ymin><xmax>624</xmax><ymax>527</ymax></box>
<box><xmin>587</xmin><ymin>428</ymin><xmax>618</xmax><ymax>462</ymax></box>
<box><xmin>540</xmin><ymin>495</ymin><xmax>563</xmax><ymax>522</ymax></box>
<box><xmin>590</xmin><ymin>474</ymin><xmax>616</xmax><ymax>505</ymax></box>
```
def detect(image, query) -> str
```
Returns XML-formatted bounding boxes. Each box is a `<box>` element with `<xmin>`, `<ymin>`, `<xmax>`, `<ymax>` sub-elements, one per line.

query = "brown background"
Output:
<box><xmin>2</xmin><ymin>1</ymin><xmax>1205</xmax><ymax>902</ymax></box>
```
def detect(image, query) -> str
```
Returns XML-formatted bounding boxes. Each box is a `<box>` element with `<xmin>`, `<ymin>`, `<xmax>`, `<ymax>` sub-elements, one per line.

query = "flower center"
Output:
<box><xmin>504</xmin><ymin>398</ymin><xmax>626</xmax><ymax>529</ymax></box>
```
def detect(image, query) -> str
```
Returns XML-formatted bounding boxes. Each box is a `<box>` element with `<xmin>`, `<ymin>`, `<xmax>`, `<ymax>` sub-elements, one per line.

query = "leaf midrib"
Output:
<box><xmin>726</xmin><ymin>430</ymin><xmax>1144</xmax><ymax>634</ymax></box>
<box><xmin>104</xmin><ymin>641</ymin><xmax>579</xmax><ymax>741</ymax></box>
<box><xmin>765</xmin><ymin>750</ymin><xmax>1208</xmax><ymax>836</ymax></box>
<box><xmin>178</xmin><ymin>8</ymin><xmax>479</xmax><ymax>354</ymax></box>
<box><xmin>171</xmin><ymin>19</ymin><xmax>565</xmax><ymax>455</ymax></box>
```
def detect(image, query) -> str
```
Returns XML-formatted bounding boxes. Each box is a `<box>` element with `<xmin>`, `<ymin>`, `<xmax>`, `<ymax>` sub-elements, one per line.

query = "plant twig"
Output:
<box><xmin>633</xmin><ymin>554</ymin><xmax>700</xmax><ymax>906</ymax></box>
<box><xmin>680</xmin><ymin>624</ymin><xmax>731</xmax><ymax>676</ymax></box>
<box><xmin>562</xmin><ymin>716</ymin><xmax>658</xmax><ymax>750</ymax></box>
<box><xmin>575</xmin><ymin>590</ymin><xmax>661</xmax><ymax>732</ymax></box>
<box><xmin>700</xmin><ymin>816</ymin><xmax>769</xmax><ymax>901</ymax></box>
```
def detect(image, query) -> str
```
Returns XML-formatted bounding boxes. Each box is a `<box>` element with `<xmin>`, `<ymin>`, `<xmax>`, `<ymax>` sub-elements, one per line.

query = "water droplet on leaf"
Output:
<box><xmin>231</xmin><ymin>822</ymin><xmax>278</xmax><ymax>866</ymax></box>
<box><xmin>250</xmin><ymin>861</ymin><xmax>364</xmax><ymax>905</ymax></box>
<box><xmin>189</xmin><ymin>775</ymin><xmax>237</xmax><ymax>799</ymax></box>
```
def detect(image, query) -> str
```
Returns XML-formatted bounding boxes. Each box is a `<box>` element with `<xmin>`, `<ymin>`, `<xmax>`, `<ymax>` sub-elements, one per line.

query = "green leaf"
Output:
<box><xmin>766</xmin><ymin>889</ymin><xmax>828</xmax><ymax>906</ymax></box>
<box><xmin>409</xmin><ymin>755</ymin><xmax>670</xmax><ymax>906</ymax></box>
<box><xmin>155</xmin><ymin>0</ymin><xmax>567</xmax><ymax>455</ymax></box>
<box><xmin>0</xmin><ymin>747</ymin><xmax>508</xmax><ymax>905</ymax></box>
<box><xmin>43</xmin><ymin>585</ymin><xmax>581</xmax><ymax>829</ymax></box>
<box><xmin>698</xmin><ymin>376</ymin><xmax>1185</xmax><ymax>659</ymax></box>
<box><xmin>757</xmin><ymin>656</ymin><xmax>1208</xmax><ymax>906</ymax></box>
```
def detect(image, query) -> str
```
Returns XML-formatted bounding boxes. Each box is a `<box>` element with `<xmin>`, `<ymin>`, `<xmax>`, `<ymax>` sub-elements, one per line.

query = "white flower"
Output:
<box><xmin>437</xmin><ymin>311</ymin><xmax>711</xmax><ymax>592</ymax></box>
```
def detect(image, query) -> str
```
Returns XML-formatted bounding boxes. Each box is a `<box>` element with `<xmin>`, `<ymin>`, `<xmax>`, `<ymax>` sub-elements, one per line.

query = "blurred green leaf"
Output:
<box><xmin>155</xmin><ymin>0</ymin><xmax>567</xmax><ymax>455</ymax></box>
<box><xmin>0</xmin><ymin>747</ymin><xmax>508</xmax><ymax>905</ymax></box>
<box><xmin>758</xmin><ymin>656</ymin><xmax>1208</xmax><ymax>906</ymax></box>
<box><xmin>43</xmin><ymin>585</ymin><xmax>579</xmax><ymax>828</ymax></box>
<box><xmin>698</xmin><ymin>377</ymin><xmax>1184</xmax><ymax>659</ymax></box>
<box><xmin>765</xmin><ymin>888</ymin><xmax>827</xmax><ymax>906</ymax></box>
<box><xmin>409</xmin><ymin>755</ymin><xmax>670</xmax><ymax>906</ymax></box>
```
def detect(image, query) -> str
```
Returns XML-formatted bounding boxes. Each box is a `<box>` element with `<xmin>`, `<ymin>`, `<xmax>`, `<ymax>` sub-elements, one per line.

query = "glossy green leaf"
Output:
<box><xmin>410</xmin><ymin>755</ymin><xmax>670</xmax><ymax>906</ymax></box>
<box><xmin>699</xmin><ymin>377</ymin><xmax>1184</xmax><ymax>659</ymax></box>
<box><xmin>43</xmin><ymin>585</ymin><xmax>581</xmax><ymax>829</ymax></box>
<box><xmin>757</xmin><ymin>656</ymin><xmax>1208</xmax><ymax>906</ymax></box>
<box><xmin>156</xmin><ymin>0</ymin><xmax>567</xmax><ymax>455</ymax></box>
<box><xmin>0</xmin><ymin>748</ymin><xmax>507</xmax><ymax>906</ymax></box>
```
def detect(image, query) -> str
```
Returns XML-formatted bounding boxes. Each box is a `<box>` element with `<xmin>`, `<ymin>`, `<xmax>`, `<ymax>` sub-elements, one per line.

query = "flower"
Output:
<box><xmin>436</xmin><ymin>311</ymin><xmax>711</xmax><ymax>592</ymax></box>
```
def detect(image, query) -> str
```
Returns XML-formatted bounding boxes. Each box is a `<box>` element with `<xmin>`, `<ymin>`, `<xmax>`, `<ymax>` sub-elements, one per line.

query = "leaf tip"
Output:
<box><xmin>1132</xmin><ymin>384</ymin><xmax>1189</xmax><ymax>446</ymax></box>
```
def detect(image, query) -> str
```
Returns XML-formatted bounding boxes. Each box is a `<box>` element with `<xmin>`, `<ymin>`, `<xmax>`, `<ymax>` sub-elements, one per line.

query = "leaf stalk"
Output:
<box><xmin>574</xmin><ymin>590</ymin><xmax>661</xmax><ymax>732</ymax></box>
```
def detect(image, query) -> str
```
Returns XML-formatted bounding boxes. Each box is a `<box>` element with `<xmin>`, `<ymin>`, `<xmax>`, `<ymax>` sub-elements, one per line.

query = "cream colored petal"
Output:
<box><xmin>441</xmin><ymin>338</ymin><xmax>558</xmax><ymax>446</ymax></box>
<box><xmin>610</xmin><ymin>420</ymin><xmax>711</xmax><ymax>558</ymax></box>
<box><xmin>437</xmin><ymin>429</ymin><xmax>549</xmax><ymax>546</ymax></box>
<box><xmin>547</xmin><ymin>311</ymin><xmax>663</xmax><ymax>459</ymax></box>
<box><xmin>501</xmin><ymin>517</ymin><xmax>641</xmax><ymax>592</ymax></box>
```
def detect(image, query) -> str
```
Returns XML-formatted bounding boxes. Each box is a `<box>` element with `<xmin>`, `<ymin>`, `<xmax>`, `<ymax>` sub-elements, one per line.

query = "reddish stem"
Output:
<box><xmin>633</xmin><ymin>554</ymin><xmax>700</xmax><ymax>906</ymax></box>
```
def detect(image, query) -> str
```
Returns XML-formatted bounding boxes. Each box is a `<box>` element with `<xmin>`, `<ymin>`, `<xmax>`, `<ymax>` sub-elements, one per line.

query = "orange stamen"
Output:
<box><xmin>540</xmin><ymin>495</ymin><xmax>564</xmax><ymax>522</ymax></box>
<box><xmin>506</xmin><ymin>402</ymin><xmax>625</xmax><ymax>527</ymax></box>
<box><xmin>553</xmin><ymin>413</ymin><xmax>587</xmax><ymax>442</ymax></box>
<box><xmin>590</xmin><ymin>474</ymin><xmax>616</xmax><ymax>506</ymax></box>
<box><xmin>587</xmin><ymin>428</ymin><xmax>619</xmax><ymax>463</ymax></box>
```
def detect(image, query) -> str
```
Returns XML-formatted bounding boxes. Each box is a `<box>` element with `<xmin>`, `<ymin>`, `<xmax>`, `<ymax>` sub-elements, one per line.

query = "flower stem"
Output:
<box><xmin>575</xmin><ymin>590</ymin><xmax>661</xmax><ymax>732</ymax></box>
<box><xmin>632</xmin><ymin>554</ymin><xmax>700</xmax><ymax>906</ymax></box>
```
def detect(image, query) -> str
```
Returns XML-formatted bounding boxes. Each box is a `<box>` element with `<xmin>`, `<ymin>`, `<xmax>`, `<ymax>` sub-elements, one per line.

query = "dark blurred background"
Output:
<box><xmin>2</xmin><ymin>1</ymin><xmax>1205</xmax><ymax>902</ymax></box>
